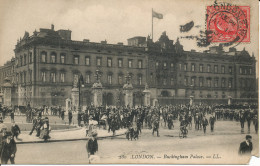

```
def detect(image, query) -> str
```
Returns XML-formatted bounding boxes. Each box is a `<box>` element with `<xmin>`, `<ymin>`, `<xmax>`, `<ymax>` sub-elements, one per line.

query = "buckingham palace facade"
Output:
<box><xmin>0</xmin><ymin>25</ymin><xmax>257</xmax><ymax>107</ymax></box>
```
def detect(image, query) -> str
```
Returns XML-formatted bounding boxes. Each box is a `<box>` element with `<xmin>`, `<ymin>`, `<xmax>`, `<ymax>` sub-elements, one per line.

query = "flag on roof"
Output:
<box><xmin>152</xmin><ymin>10</ymin><xmax>163</xmax><ymax>19</ymax></box>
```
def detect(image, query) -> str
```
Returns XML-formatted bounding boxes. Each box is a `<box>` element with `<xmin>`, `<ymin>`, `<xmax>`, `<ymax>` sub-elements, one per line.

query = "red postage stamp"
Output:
<box><xmin>207</xmin><ymin>5</ymin><xmax>250</xmax><ymax>43</ymax></box>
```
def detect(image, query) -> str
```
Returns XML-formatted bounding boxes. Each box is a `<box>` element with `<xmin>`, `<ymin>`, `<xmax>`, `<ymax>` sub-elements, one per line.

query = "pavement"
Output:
<box><xmin>15</xmin><ymin>127</ymin><xmax>127</xmax><ymax>144</ymax></box>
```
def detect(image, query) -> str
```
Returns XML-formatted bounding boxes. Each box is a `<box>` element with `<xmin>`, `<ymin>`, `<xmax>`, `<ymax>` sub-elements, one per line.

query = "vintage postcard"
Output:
<box><xmin>0</xmin><ymin>0</ymin><xmax>259</xmax><ymax>164</ymax></box>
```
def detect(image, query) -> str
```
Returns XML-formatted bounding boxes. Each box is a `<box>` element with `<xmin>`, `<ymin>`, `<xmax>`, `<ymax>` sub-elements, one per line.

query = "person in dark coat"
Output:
<box><xmin>11</xmin><ymin>122</ymin><xmax>21</xmax><ymax>140</ymax></box>
<box><xmin>209</xmin><ymin>114</ymin><xmax>216</xmax><ymax>132</ymax></box>
<box><xmin>86</xmin><ymin>133</ymin><xmax>98</xmax><ymax>157</ymax></box>
<box><xmin>1</xmin><ymin>132</ymin><xmax>17</xmax><ymax>164</ymax></box>
<box><xmin>202</xmin><ymin>116</ymin><xmax>208</xmax><ymax>134</ymax></box>
<box><xmin>238</xmin><ymin>135</ymin><xmax>253</xmax><ymax>155</ymax></box>
<box><xmin>68</xmin><ymin>111</ymin><xmax>73</xmax><ymax>125</ymax></box>
<box><xmin>77</xmin><ymin>112</ymin><xmax>82</xmax><ymax>127</ymax></box>
<box><xmin>61</xmin><ymin>110</ymin><xmax>65</xmax><ymax>121</ymax></box>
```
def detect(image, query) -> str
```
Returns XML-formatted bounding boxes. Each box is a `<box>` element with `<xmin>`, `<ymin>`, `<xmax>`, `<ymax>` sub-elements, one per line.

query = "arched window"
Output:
<box><xmin>50</xmin><ymin>52</ymin><xmax>57</xmax><ymax>63</ymax></box>
<box><xmin>60</xmin><ymin>53</ymin><xmax>66</xmax><ymax>64</ymax></box>
<box><xmin>41</xmin><ymin>51</ymin><xmax>47</xmax><ymax>63</ymax></box>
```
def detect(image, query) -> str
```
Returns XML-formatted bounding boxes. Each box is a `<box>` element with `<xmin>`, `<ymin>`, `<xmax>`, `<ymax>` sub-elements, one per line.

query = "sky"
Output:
<box><xmin>0</xmin><ymin>0</ymin><xmax>258</xmax><ymax>72</ymax></box>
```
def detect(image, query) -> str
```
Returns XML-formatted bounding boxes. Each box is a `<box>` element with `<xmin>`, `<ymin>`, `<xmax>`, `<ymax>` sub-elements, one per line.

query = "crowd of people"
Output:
<box><xmin>0</xmin><ymin>102</ymin><xmax>259</xmax><ymax>163</ymax></box>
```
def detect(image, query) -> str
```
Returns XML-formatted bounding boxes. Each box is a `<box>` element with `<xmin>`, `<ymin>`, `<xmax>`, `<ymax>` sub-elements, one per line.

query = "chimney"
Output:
<box><xmin>117</xmin><ymin>42</ymin><xmax>123</xmax><ymax>45</ymax></box>
<box><xmin>51</xmin><ymin>24</ymin><xmax>54</xmax><ymax>31</ymax></box>
<box><xmin>83</xmin><ymin>39</ymin><xmax>90</xmax><ymax>43</ymax></box>
<box><xmin>101</xmin><ymin>40</ymin><xmax>107</xmax><ymax>44</ymax></box>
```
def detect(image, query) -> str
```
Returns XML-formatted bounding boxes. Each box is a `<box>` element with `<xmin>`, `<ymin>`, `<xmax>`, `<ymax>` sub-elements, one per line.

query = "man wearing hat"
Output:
<box><xmin>238</xmin><ymin>135</ymin><xmax>253</xmax><ymax>155</ymax></box>
<box><xmin>1</xmin><ymin>131</ymin><xmax>17</xmax><ymax>164</ymax></box>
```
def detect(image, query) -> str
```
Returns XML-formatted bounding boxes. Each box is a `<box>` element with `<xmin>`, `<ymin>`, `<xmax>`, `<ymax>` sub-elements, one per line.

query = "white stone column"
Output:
<box><xmin>3</xmin><ymin>87</ymin><xmax>11</xmax><ymax>106</ymax></box>
<box><xmin>3</xmin><ymin>79</ymin><xmax>12</xmax><ymax>106</ymax></box>
<box><xmin>124</xmin><ymin>89</ymin><xmax>133</xmax><ymax>107</ymax></box>
<box><xmin>228</xmin><ymin>96</ymin><xmax>232</xmax><ymax>105</ymax></box>
<box><xmin>71</xmin><ymin>87</ymin><xmax>79</xmax><ymax>111</ymax></box>
<box><xmin>65</xmin><ymin>98</ymin><xmax>71</xmax><ymax>113</ymax></box>
<box><xmin>92</xmin><ymin>82</ymin><xmax>103</xmax><ymax>107</ymax></box>
<box><xmin>123</xmin><ymin>84</ymin><xmax>133</xmax><ymax>107</ymax></box>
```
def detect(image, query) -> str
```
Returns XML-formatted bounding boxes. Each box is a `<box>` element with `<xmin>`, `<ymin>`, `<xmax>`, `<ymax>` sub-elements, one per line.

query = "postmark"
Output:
<box><xmin>206</xmin><ymin>4</ymin><xmax>250</xmax><ymax>45</ymax></box>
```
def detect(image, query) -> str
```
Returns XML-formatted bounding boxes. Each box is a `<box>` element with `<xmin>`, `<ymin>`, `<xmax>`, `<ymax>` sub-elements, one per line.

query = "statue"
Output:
<box><xmin>94</xmin><ymin>70</ymin><xmax>102</xmax><ymax>83</ymax></box>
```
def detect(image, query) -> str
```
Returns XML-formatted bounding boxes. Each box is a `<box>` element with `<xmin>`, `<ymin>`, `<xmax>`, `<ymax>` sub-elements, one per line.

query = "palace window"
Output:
<box><xmin>249</xmin><ymin>68</ymin><xmax>252</xmax><ymax>74</ymax></box>
<box><xmin>207</xmin><ymin>78</ymin><xmax>211</xmax><ymax>87</ymax></box>
<box><xmin>199</xmin><ymin>64</ymin><xmax>203</xmax><ymax>72</ymax></box>
<box><xmin>214</xmin><ymin>78</ymin><xmax>218</xmax><ymax>87</ymax></box>
<box><xmin>85</xmin><ymin>73</ymin><xmax>90</xmax><ymax>84</ymax></box>
<box><xmin>85</xmin><ymin>56</ymin><xmax>90</xmax><ymax>66</ymax></box>
<box><xmin>199</xmin><ymin>77</ymin><xmax>203</xmax><ymax>87</ymax></box>
<box><xmin>60</xmin><ymin>54</ymin><xmax>66</xmax><ymax>64</ymax></box>
<box><xmin>73</xmin><ymin>55</ymin><xmax>79</xmax><ymax>65</ymax></box>
<box><xmin>221</xmin><ymin>66</ymin><xmax>225</xmax><ymax>74</ymax></box>
<box><xmin>191</xmin><ymin>77</ymin><xmax>195</xmax><ymax>86</ymax></box>
<box><xmin>118</xmin><ymin>59</ymin><xmax>122</xmax><ymax>68</ymax></box>
<box><xmin>60</xmin><ymin>73</ymin><xmax>65</xmax><ymax>83</ymax></box>
<box><xmin>228</xmin><ymin>79</ymin><xmax>232</xmax><ymax>88</ymax></box>
<box><xmin>138</xmin><ymin>60</ymin><xmax>143</xmax><ymax>69</ymax></box>
<box><xmin>50</xmin><ymin>72</ymin><xmax>56</xmax><ymax>83</ymax></box>
<box><xmin>97</xmin><ymin>57</ymin><xmax>102</xmax><ymax>66</ymax></box>
<box><xmin>214</xmin><ymin>65</ymin><xmax>218</xmax><ymax>73</ymax></box>
<box><xmin>171</xmin><ymin>63</ymin><xmax>174</xmax><ymax>68</ymax></box>
<box><xmin>107</xmin><ymin>58</ymin><xmax>112</xmax><ymax>67</ymax></box>
<box><xmin>41</xmin><ymin>71</ymin><xmax>46</xmax><ymax>82</ymax></box>
<box><xmin>51</xmin><ymin>53</ymin><xmax>56</xmax><ymax>63</ymax></box>
<box><xmin>108</xmin><ymin>75</ymin><xmax>112</xmax><ymax>84</ymax></box>
<box><xmin>41</xmin><ymin>52</ymin><xmax>47</xmax><ymax>63</ymax></box>
<box><xmin>184</xmin><ymin>64</ymin><xmax>187</xmax><ymax>71</ymax></box>
<box><xmin>128</xmin><ymin>60</ymin><xmax>133</xmax><ymax>68</ymax></box>
<box><xmin>229</xmin><ymin>66</ymin><xmax>232</xmax><ymax>74</ymax></box>
<box><xmin>207</xmin><ymin>65</ymin><xmax>211</xmax><ymax>72</ymax></box>
<box><xmin>179</xmin><ymin>63</ymin><xmax>182</xmax><ymax>71</ymax></box>
<box><xmin>239</xmin><ymin>67</ymin><xmax>242</xmax><ymax>74</ymax></box>
<box><xmin>138</xmin><ymin>75</ymin><xmax>142</xmax><ymax>85</ymax></box>
<box><xmin>191</xmin><ymin>64</ymin><xmax>195</xmax><ymax>72</ymax></box>
<box><xmin>221</xmin><ymin>78</ymin><xmax>226</xmax><ymax>88</ymax></box>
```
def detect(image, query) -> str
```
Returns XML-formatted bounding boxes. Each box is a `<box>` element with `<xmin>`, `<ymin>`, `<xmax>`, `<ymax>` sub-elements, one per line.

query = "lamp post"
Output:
<box><xmin>78</xmin><ymin>74</ymin><xmax>84</xmax><ymax>112</ymax></box>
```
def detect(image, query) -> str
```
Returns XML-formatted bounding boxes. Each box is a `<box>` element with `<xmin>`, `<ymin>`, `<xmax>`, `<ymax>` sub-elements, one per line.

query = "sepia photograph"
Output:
<box><xmin>0</xmin><ymin>0</ymin><xmax>259</xmax><ymax>164</ymax></box>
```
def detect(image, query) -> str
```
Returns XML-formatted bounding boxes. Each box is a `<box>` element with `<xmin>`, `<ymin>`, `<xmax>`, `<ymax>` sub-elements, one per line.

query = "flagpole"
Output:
<box><xmin>152</xmin><ymin>8</ymin><xmax>153</xmax><ymax>42</ymax></box>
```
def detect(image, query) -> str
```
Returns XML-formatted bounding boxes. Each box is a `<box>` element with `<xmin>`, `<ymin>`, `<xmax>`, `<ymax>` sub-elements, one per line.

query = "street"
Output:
<box><xmin>14</xmin><ymin>120</ymin><xmax>259</xmax><ymax>164</ymax></box>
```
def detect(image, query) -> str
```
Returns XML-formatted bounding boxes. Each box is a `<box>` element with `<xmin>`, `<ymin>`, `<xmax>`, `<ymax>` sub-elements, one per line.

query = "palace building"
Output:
<box><xmin>0</xmin><ymin>25</ymin><xmax>257</xmax><ymax>107</ymax></box>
